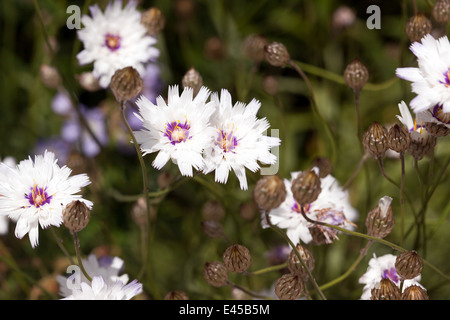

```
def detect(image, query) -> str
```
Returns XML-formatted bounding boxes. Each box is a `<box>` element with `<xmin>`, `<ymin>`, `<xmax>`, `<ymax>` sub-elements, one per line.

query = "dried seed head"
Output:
<box><xmin>388</xmin><ymin>123</ymin><xmax>411</xmax><ymax>153</ymax></box>
<box><xmin>363</xmin><ymin>122</ymin><xmax>389</xmax><ymax>158</ymax></box>
<box><xmin>164</xmin><ymin>290</ymin><xmax>189</xmax><ymax>300</ymax></box>
<box><xmin>343</xmin><ymin>59</ymin><xmax>369</xmax><ymax>93</ymax></box>
<box><xmin>201</xmin><ymin>220</ymin><xmax>224</xmax><ymax>239</ymax></box>
<box><xmin>365</xmin><ymin>196</ymin><xmax>395</xmax><ymax>238</ymax></box>
<box><xmin>110</xmin><ymin>66</ymin><xmax>143</xmax><ymax>102</ymax></box>
<box><xmin>141</xmin><ymin>7</ymin><xmax>165</xmax><ymax>36</ymax></box>
<box><xmin>395</xmin><ymin>250</ymin><xmax>423</xmax><ymax>280</ymax></box>
<box><xmin>77</xmin><ymin>71</ymin><xmax>101</xmax><ymax>92</ymax></box>
<box><xmin>311</xmin><ymin>157</ymin><xmax>333</xmax><ymax>178</ymax></box>
<box><xmin>262</xmin><ymin>75</ymin><xmax>279</xmax><ymax>95</ymax></box>
<box><xmin>131</xmin><ymin>197</ymin><xmax>155</xmax><ymax>227</ymax></box>
<box><xmin>287</xmin><ymin>244</ymin><xmax>315</xmax><ymax>279</ymax></box>
<box><xmin>202</xmin><ymin>200</ymin><xmax>225</xmax><ymax>221</ymax></box>
<box><xmin>401</xmin><ymin>285</ymin><xmax>429</xmax><ymax>300</ymax></box>
<box><xmin>63</xmin><ymin>200</ymin><xmax>91</xmax><ymax>233</ymax></box>
<box><xmin>157</xmin><ymin>171</ymin><xmax>173</xmax><ymax>189</ymax></box>
<box><xmin>204</xmin><ymin>37</ymin><xmax>226</xmax><ymax>60</ymax></box>
<box><xmin>408</xmin><ymin>131</ymin><xmax>437</xmax><ymax>161</ymax></box>
<box><xmin>274</xmin><ymin>273</ymin><xmax>303</xmax><ymax>300</ymax></box>
<box><xmin>222</xmin><ymin>244</ymin><xmax>252</xmax><ymax>273</ymax></box>
<box><xmin>370</xmin><ymin>278</ymin><xmax>401</xmax><ymax>300</ymax></box>
<box><xmin>40</xmin><ymin>64</ymin><xmax>61</xmax><ymax>89</ymax></box>
<box><xmin>290</xmin><ymin>170</ymin><xmax>321</xmax><ymax>205</ymax></box>
<box><xmin>253</xmin><ymin>175</ymin><xmax>287</xmax><ymax>211</ymax></box>
<box><xmin>203</xmin><ymin>261</ymin><xmax>229</xmax><ymax>287</ymax></box>
<box><xmin>243</xmin><ymin>34</ymin><xmax>269</xmax><ymax>63</ymax></box>
<box><xmin>424</xmin><ymin>122</ymin><xmax>450</xmax><ymax>137</ymax></box>
<box><xmin>182</xmin><ymin>68</ymin><xmax>203</xmax><ymax>97</ymax></box>
<box><xmin>239</xmin><ymin>202</ymin><xmax>256</xmax><ymax>221</ymax></box>
<box><xmin>432</xmin><ymin>0</ymin><xmax>450</xmax><ymax>23</ymax></box>
<box><xmin>264</xmin><ymin>42</ymin><xmax>290</xmax><ymax>68</ymax></box>
<box><xmin>405</xmin><ymin>13</ymin><xmax>432</xmax><ymax>43</ymax></box>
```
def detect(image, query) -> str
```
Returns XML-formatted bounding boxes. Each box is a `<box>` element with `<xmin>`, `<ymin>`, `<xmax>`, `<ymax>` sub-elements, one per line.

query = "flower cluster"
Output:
<box><xmin>133</xmin><ymin>86</ymin><xmax>280</xmax><ymax>190</ymax></box>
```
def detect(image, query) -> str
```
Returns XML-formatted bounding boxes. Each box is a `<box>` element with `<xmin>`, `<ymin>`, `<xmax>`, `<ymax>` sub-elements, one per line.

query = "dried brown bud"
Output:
<box><xmin>363</xmin><ymin>122</ymin><xmax>389</xmax><ymax>158</ymax></box>
<box><xmin>287</xmin><ymin>244</ymin><xmax>315</xmax><ymax>279</ymax></box>
<box><xmin>424</xmin><ymin>122</ymin><xmax>450</xmax><ymax>137</ymax></box>
<box><xmin>274</xmin><ymin>273</ymin><xmax>303</xmax><ymax>300</ymax></box>
<box><xmin>343</xmin><ymin>59</ymin><xmax>369</xmax><ymax>93</ymax></box>
<box><xmin>432</xmin><ymin>0</ymin><xmax>450</xmax><ymax>23</ymax></box>
<box><xmin>370</xmin><ymin>278</ymin><xmax>401</xmax><ymax>300</ymax></box>
<box><xmin>243</xmin><ymin>34</ymin><xmax>269</xmax><ymax>63</ymax></box>
<box><xmin>395</xmin><ymin>250</ymin><xmax>423</xmax><ymax>280</ymax></box>
<box><xmin>401</xmin><ymin>285</ymin><xmax>429</xmax><ymax>300</ymax></box>
<box><xmin>201</xmin><ymin>200</ymin><xmax>225</xmax><ymax>221</ymax></box>
<box><xmin>408</xmin><ymin>131</ymin><xmax>437</xmax><ymax>161</ymax></box>
<box><xmin>110</xmin><ymin>66</ymin><xmax>143</xmax><ymax>102</ymax></box>
<box><xmin>239</xmin><ymin>202</ymin><xmax>256</xmax><ymax>221</ymax></box>
<box><xmin>63</xmin><ymin>200</ymin><xmax>91</xmax><ymax>233</ymax></box>
<box><xmin>388</xmin><ymin>123</ymin><xmax>411</xmax><ymax>153</ymax></box>
<box><xmin>131</xmin><ymin>197</ymin><xmax>155</xmax><ymax>227</ymax></box>
<box><xmin>264</xmin><ymin>42</ymin><xmax>290</xmax><ymax>68</ymax></box>
<box><xmin>253</xmin><ymin>175</ymin><xmax>287</xmax><ymax>211</ymax></box>
<box><xmin>290</xmin><ymin>170</ymin><xmax>321</xmax><ymax>205</ymax></box>
<box><xmin>262</xmin><ymin>75</ymin><xmax>279</xmax><ymax>95</ymax></box>
<box><xmin>311</xmin><ymin>157</ymin><xmax>333</xmax><ymax>178</ymax></box>
<box><xmin>182</xmin><ymin>68</ymin><xmax>203</xmax><ymax>96</ymax></box>
<box><xmin>40</xmin><ymin>64</ymin><xmax>61</xmax><ymax>89</ymax></box>
<box><xmin>222</xmin><ymin>244</ymin><xmax>252</xmax><ymax>273</ymax></box>
<box><xmin>201</xmin><ymin>220</ymin><xmax>224</xmax><ymax>239</ymax></box>
<box><xmin>157</xmin><ymin>171</ymin><xmax>173</xmax><ymax>189</ymax></box>
<box><xmin>203</xmin><ymin>261</ymin><xmax>229</xmax><ymax>287</ymax></box>
<box><xmin>204</xmin><ymin>37</ymin><xmax>226</xmax><ymax>60</ymax></box>
<box><xmin>405</xmin><ymin>13</ymin><xmax>432</xmax><ymax>43</ymax></box>
<box><xmin>77</xmin><ymin>72</ymin><xmax>101</xmax><ymax>92</ymax></box>
<box><xmin>365</xmin><ymin>196</ymin><xmax>395</xmax><ymax>238</ymax></box>
<box><xmin>141</xmin><ymin>7</ymin><xmax>165</xmax><ymax>36</ymax></box>
<box><xmin>164</xmin><ymin>290</ymin><xmax>189</xmax><ymax>300</ymax></box>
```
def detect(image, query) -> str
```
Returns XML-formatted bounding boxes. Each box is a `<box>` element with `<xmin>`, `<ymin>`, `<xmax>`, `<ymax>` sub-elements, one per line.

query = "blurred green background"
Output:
<box><xmin>0</xmin><ymin>0</ymin><xmax>449</xmax><ymax>300</ymax></box>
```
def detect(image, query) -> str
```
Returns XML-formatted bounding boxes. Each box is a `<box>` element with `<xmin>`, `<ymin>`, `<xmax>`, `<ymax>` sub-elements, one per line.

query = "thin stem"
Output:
<box><xmin>244</xmin><ymin>263</ymin><xmax>287</xmax><ymax>276</ymax></box>
<box><xmin>264</xmin><ymin>211</ymin><xmax>327</xmax><ymax>300</ymax></box>
<box><xmin>72</xmin><ymin>232</ymin><xmax>91</xmax><ymax>282</ymax></box>
<box><xmin>50</xmin><ymin>227</ymin><xmax>75</xmax><ymax>265</ymax></box>
<box><xmin>226</xmin><ymin>280</ymin><xmax>274</xmax><ymax>300</ymax></box>
<box><xmin>400</xmin><ymin>153</ymin><xmax>406</xmax><ymax>247</ymax></box>
<box><xmin>344</xmin><ymin>152</ymin><xmax>370</xmax><ymax>190</ymax></box>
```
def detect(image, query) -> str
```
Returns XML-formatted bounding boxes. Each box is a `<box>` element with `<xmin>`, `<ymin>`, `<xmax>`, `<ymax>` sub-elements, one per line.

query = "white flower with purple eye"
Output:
<box><xmin>396</xmin><ymin>34</ymin><xmax>450</xmax><ymax>114</ymax></box>
<box><xmin>0</xmin><ymin>151</ymin><xmax>92</xmax><ymax>248</ymax></box>
<box><xmin>57</xmin><ymin>254</ymin><xmax>134</xmax><ymax>298</ymax></box>
<box><xmin>262</xmin><ymin>168</ymin><xmax>358</xmax><ymax>245</ymax></box>
<box><xmin>359</xmin><ymin>254</ymin><xmax>424</xmax><ymax>300</ymax></box>
<box><xmin>77</xmin><ymin>0</ymin><xmax>159</xmax><ymax>88</ymax></box>
<box><xmin>133</xmin><ymin>85</ymin><xmax>216</xmax><ymax>177</ymax></box>
<box><xmin>62</xmin><ymin>276</ymin><xmax>142</xmax><ymax>300</ymax></box>
<box><xmin>203</xmin><ymin>89</ymin><xmax>280</xmax><ymax>190</ymax></box>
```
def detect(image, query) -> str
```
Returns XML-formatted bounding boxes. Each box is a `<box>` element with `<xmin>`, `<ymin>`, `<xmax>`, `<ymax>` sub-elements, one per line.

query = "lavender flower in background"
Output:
<box><xmin>0</xmin><ymin>156</ymin><xmax>16</xmax><ymax>235</ymax></box>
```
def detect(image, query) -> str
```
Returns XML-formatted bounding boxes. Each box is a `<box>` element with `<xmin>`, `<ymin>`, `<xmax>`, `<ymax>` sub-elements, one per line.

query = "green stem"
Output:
<box><xmin>245</xmin><ymin>263</ymin><xmax>287</xmax><ymax>276</ymax></box>
<box><xmin>72</xmin><ymin>232</ymin><xmax>91</xmax><ymax>282</ymax></box>
<box><xmin>226</xmin><ymin>280</ymin><xmax>275</xmax><ymax>300</ymax></box>
<box><xmin>400</xmin><ymin>153</ymin><xmax>406</xmax><ymax>247</ymax></box>
<box><xmin>50</xmin><ymin>227</ymin><xmax>75</xmax><ymax>265</ymax></box>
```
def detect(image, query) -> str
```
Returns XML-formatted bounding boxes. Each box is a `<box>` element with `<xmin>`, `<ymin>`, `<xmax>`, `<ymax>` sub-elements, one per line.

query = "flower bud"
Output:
<box><xmin>290</xmin><ymin>170</ymin><xmax>321</xmax><ymax>205</ymax></box>
<box><xmin>395</xmin><ymin>250</ymin><xmax>423</xmax><ymax>280</ymax></box>
<box><xmin>363</xmin><ymin>122</ymin><xmax>389</xmax><ymax>158</ymax></box>
<box><xmin>370</xmin><ymin>278</ymin><xmax>401</xmax><ymax>300</ymax></box>
<box><xmin>201</xmin><ymin>220</ymin><xmax>224</xmax><ymax>239</ymax></box>
<box><xmin>141</xmin><ymin>7</ymin><xmax>165</xmax><ymax>36</ymax></box>
<box><xmin>287</xmin><ymin>244</ymin><xmax>315</xmax><ymax>279</ymax></box>
<box><xmin>388</xmin><ymin>123</ymin><xmax>410</xmax><ymax>153</ymax></box>
<box><xmin>343</xmin><ymin>59</ymin><xmax>369</xmax><ymax>93</ymax></box>
<box><xmin>39</xmin><ymin>64</ymin><xmax>61</xmax><ymax>89</ymax></box>
<box><xmin>182</xmin><ymin>68</ymin><xmax>203</xmax><ymax>97</ymax></box>
<box><xmin>401</xmin><ymin>285</ymin><xmax>429</xmax><ymax>300</ymax></box>
<box><xmin>164</xmin><ymin>290</ymin><xmax>189</xmax><ymax>300</ymax></box>
<box><xmin>253</xmin><ymin>175</ymin><xmax>287</xmax><ymax>211</ymax></box>
<box><xmin>311</xmin><ymin>157</ymin><xmax>333</xmax><ymax>178</ymax></box>
<box><xmin>262</xmin><ymin>75</ymin><xmax>279</xmax><ymax>95</ymax></box>
<box><xmin>408</xmin><ymin>131</ymin><xmax>437</xmax><ymax>161</ymax></box>
<box><xmin>424</xmin><ymin>122</ymin><xmax>450</xmax><ymax>137</ymax></box>
<box><xmin>405</xmin><ymin>13</ymin><xmax>432</xmax><ymax>43</ymax></box>
<box><xmin>432</xmin><ymin>0</ymin><xmax>450</xmax><ymax>23</ymax></box>
<box><xmin>201</xmin><ymin>200</ymin><xmax>224</xmax><ymax>221</ymax></box>
<box><xmin>77</xmin><ymin>72</ymin><xmax>101</xmax><ymax>92</ymax></box>
<box><xmin>203</xmin><ymin>261</ymin><xmax>229</xmax><ymax>287</ymax></box>
<box><xmin>223</xmin><ymin>244</ymin><xmax>252</xmax><ymax>273</ymax></box>
<box><xmin>365</xmin><ymin>196</ymin><xmax>395</xmax><ymax>238</ymax></box>
<box><xmin>274</xmin><ymin>273</ymin><xmax>303</xmax><ymax>300</ymax></box>
<box><xmin>264</xmin><ymin>42</ymin><xmax>290</xmax><ymax>68</ymax></box>
<box><xmin>110</xmin><ymin>66</ymin><xmax>143</xmax><ymax>102</ymax></box>
<box><xmin>243</xmin><ymin>34</ymin><xmax>269</xmax><ymax>63</ymax></box>
<box><xmin>63</xmin><ymin>200</ymin><xmax>91</xmax><ymax>233</ymax></box>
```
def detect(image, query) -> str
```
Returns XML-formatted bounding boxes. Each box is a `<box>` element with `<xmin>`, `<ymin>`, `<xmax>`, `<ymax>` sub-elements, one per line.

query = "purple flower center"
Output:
<box><xmin>291</xmin><ymin>201</ymin><xmax>311</xmax><ymax>214</ymax></box>
<box><xmin>164</xmin><ymin>120</ymin><xmax>191</xmax><ymax>145</ymax></box>
<box><xmin>216</xmin><ymin>129</ymin><xmax>238</xmax><ymax>153</ymax></box>
<box><xmin>105</xmin><ymin>33</ymin><xmax>121</xmax><ymax>52</ymax></box>
<box><xmin>382</xmin><ymin>267</ymin><xmax>399</xmax><ymax>284</ymax></box>
<box><xmin>432</xmin><ymin>104</ymin><xmax>450</xmax><ymax>124</ymax></box>
<box><xmin>25</xmin><ymin>184</ymin><xmax>52</xmax><ymax>208</ymax></box>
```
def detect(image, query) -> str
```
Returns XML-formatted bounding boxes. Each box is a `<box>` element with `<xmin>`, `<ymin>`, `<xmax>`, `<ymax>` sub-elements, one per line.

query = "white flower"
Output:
<box><xmin>0</xmin><ymin>151</ymin><xmax>92</xmax><ymax>248</ymax></box>
<box><xmin>0</xmin><ymin>156</ymin><xmax>16</xmax><ymax>235</ymax></box>
<box><xmin>133</xmin><ymin>85</ymin><xmax>216</xmax><ymax>177</ymax></box>
<box><xmin>62</xmin><ymin>276</ymin><xmax>142</xmax><ymax>300</ymax></box>
<box><xmin>203</xmin><ymin>89</ymin><xmax>280</xmax><ymax>190</ymax></box>
<box><xmin>77</xmin><ymin>0</ymin><xmax>159</xmax><ymax>88</ymax></box>
<box><xmin>57</xmin><ymin>254</ymin><xmax>131</xmax><ymax>298</ymax></box>
<box><xmin>397</xmin><ymin>100</ymin><xmax>434</xmax><ymax>140</ymax></box>
<box><xmin>396</xmin><ymin>34</ymin><xmax>450</xmax><ymax>114</ymax></box>
<box><xmin>262</xmin><ymin>168</ymin><xmax>358</xmax><ymax>245</ymax></box>
<box><xmin>359</xmin><ymin>253</ymin><xmax>424</xmax><ymax>300</ymax></box>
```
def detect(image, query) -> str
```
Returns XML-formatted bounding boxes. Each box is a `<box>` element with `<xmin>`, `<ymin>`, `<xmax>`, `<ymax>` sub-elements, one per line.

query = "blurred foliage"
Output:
<box><xmin>0</xmin><ymin>0</ymin><xmax>449</xmax><ymax>300</ymax></box>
